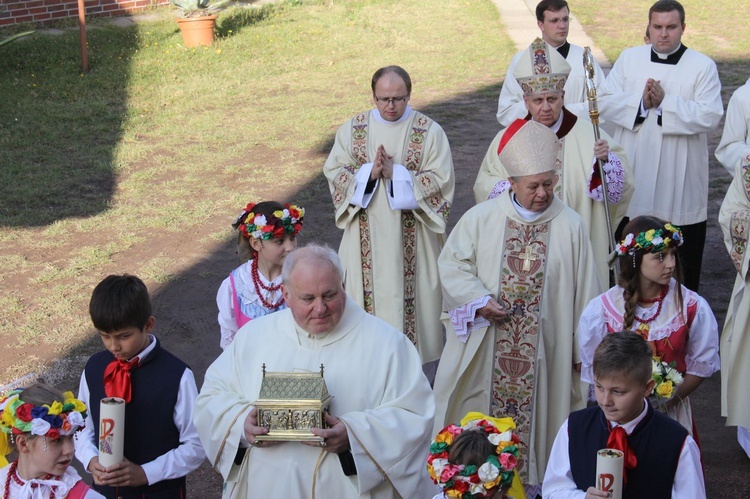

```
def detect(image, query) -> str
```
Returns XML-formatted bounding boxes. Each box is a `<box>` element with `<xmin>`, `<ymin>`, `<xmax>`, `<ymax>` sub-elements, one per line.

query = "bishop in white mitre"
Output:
<box><xmin>433</xmin><ymin>119</ymin><xmax>601</xmax><ymax>490</ymax></box>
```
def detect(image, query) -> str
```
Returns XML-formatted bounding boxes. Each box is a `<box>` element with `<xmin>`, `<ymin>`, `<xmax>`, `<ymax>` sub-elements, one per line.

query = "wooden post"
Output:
<box><xmin>77</xmin><ymin>0</ymin><xmax>88</xmax><ymax>72</ymax></box>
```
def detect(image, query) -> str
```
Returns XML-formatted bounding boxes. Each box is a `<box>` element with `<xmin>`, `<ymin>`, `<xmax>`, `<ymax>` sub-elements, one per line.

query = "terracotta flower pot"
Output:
<box><xmin>176</xmin><ymin>14</ymin><xmax>217</xmax><ymax>48</ymax></box>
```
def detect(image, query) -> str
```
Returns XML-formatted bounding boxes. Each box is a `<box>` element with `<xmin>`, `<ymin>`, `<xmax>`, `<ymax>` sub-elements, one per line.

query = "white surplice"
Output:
<box><xmin>194</xmin><ymin>297</ymin><xmax>436</xmax><ymax>499</ymax></box>
<box><xmin>715</xmin><ymin>77</ymin><xmax>750</xmax><ymax>176</ymax></box>
<box><xmin>474</xmin><ymin>110</ymin><xmax>632</xmax><ymax>287</ymax></box>
<box><xmin>598</xmin><ymin>44</ymin><xmax>723</xmax><ymax>225</ymax></box>
<box><xmin>496</xmin><ymin>42</ymin><xmax>604</xmax><ymax>127</ymax></box>
<box><xmin>433</xmin><ymin>192</ymin><xmax>601</xmax><ymax>486</ymax></box>
<box><xmin>324</xmin><ymin>107</ymin><xmax>455</xmax><ymax>363</ymax></box>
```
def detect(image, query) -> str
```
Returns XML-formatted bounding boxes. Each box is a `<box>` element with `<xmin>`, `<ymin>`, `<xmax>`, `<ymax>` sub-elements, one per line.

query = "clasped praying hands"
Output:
<box><xmin>370</xmin><ymin>144</ymin><xmax>394</xmax><ymax>181</ymax></box>
<box><xmin>642</xmin><ymin>78</ymin><xmax>665</xmax><ymax>110</ymax></box>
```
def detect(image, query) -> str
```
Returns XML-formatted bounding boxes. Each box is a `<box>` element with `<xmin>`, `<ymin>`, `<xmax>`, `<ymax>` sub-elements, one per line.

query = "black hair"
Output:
<box><xmin>649</xmin><ymin>0</ymin><xmax>685</xmax><ymax>25</ymax></box>
<box><xmin>89</xmin><ymin>274</ymin><xmax>152</xmax><ymax>332</ymax></box>
<box><xmin>535</xmin><ymin>0</ymin><xmax>569</xmax><ymax>22</ymax></box>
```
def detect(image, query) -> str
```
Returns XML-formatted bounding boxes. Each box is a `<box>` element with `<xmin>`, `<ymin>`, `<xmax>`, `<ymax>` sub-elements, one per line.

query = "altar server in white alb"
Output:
<box><xmin>598</xmin><ymin>0</ymin><xmax>723</xmax><ymax>292</ymax></box>
<box><xmin>194</xmin><ymin>245</ymin><xmax>436</xmax><ymax>499</ymax></box>
<box><xmin>477</xmin><ymin>37</ymin><xmax>632</xmax><ymax>287</ymax></box>
<box><xmin>324</xmin><ymin>65</ymin><xmax>454</xmax><ymax>364</ymax></box>
<box><xmin>433</xmin><ymin>119</ymin><xmax>601</xmax><ymax>494</ymax></box>
<box><xmin>719</xmin><ymin>157</ymin><xmax>750</xmax><ymax>459</ymax></box>
<box><xmin>715</xmin><ymin>77</ymin><xmax>750</xmax><ymax>176</ymax></box>
<box><xmin>496</xmin><ymin>0</ymin><xmax>605</xmax><ymax>127</ymax></box>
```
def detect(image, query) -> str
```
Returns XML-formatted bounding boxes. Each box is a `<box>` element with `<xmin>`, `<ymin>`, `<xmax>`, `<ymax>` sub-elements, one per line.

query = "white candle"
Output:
<box><xmin>596</xmin><ymin>448</ymin><xmax>623</xmax><ymax>499</ymax></box>
<box><xmin>98</xmin><ymin>397</ymin><xmax>125</xmax><ymax>468</ymax></box>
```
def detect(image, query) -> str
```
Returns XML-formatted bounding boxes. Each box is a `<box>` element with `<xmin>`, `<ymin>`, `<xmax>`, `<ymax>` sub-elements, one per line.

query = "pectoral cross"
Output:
<box><xmin>517</xmin><ymin>245</ymin><xmax>538</xmax><ymax>272</ymax></box>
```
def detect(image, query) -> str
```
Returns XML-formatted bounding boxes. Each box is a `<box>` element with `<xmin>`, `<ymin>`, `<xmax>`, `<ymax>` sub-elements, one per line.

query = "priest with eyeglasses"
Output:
<box><xmin>324</xmin><ymin>65</ymin><xmax>455</xmax><ymax>365</ymax></box>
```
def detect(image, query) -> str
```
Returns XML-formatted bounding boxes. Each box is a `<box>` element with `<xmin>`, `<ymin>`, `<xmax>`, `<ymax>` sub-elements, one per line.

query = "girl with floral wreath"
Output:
<box><xmin>216</xmin><ymin>201</ymin><xmax>305</xmax><ymax>349</ymax></box>
<box><xmin>577</xmin><ymin>215</ymin><xmax>720</xmax><ymax>437</ymax></box>
<box><xmin>427</xmin><ymin>412</ymin><xmax>526</xmax><ymax>499</ymax></box>
<box><xmin>0</xmin><ymin>383</ymin><xmax>103</xmax><ymax>498</ymax></box>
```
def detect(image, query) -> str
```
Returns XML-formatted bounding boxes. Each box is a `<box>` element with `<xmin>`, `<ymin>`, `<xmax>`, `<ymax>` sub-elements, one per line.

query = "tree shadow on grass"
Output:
<box><xmin>0</xmin><ymin>26</ymin><xmax>137</xmax><ymax>227</ymax></box>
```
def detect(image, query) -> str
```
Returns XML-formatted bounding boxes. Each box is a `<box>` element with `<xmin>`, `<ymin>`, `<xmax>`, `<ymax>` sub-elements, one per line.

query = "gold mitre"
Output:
<box><xmin>513</xmin><ymin>37</ymin><xmax>570</xmax><ymax>95</ymax></box>
<box><xmin>498</xmin><ymin>119</ymin><xmax>558</xmax><ymax>177</ymax></box>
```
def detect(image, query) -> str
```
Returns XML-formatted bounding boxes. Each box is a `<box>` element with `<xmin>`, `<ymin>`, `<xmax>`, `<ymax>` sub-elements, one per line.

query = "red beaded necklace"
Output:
<box><xmin>251</xmin><ymin>258</ymin><xmax>284</xmax><ymax>309</ymax></box>
<box><xmin>5</xmin><ymin>459</ymin><xmax>58</xmax><ymax>499</ymax></box>
<box><xmin>635</xmin><ymin>284</ymin><xmax>669</xmax><ymax>324</ymax></box>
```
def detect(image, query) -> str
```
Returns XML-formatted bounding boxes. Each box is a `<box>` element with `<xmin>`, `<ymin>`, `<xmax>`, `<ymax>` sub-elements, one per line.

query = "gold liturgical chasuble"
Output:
<box><xmin>434</xmin><ymin>192</ymin><xmax>601</xmax><ymax>485</ymax></box>
<box><xmin>324</xmin><ymin>109</ymin><xmax>454</xmax><ymax>363</ymax></box>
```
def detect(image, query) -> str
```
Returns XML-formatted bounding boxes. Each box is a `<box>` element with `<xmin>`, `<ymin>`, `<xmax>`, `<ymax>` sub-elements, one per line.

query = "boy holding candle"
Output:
<box><xmin>542</xmin><ymin>332</ymin><xmax>705</xmax><ymax>498</ymax></box>
<box><xmin>74</xmin><ymin>274</ymin><xmax>205</xmax><ymax>498</ymax></box>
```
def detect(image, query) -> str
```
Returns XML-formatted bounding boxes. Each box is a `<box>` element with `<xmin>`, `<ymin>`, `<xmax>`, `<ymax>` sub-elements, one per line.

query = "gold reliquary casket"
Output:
<box><xmin>253</xmin><ymin>364</ymin><xmax>332</xmax><ymax>442</ymax></box>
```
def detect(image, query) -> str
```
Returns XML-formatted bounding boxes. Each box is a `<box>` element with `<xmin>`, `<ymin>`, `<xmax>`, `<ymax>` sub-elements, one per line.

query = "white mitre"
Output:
<box><xmin>498</xmin><ymin>119</ymin><xmax>558</xmax><ymax>177</ymax></box>
<box><xmin>514</xmin><ymin>37</ymin><xmax>571</xmax><ymax>95</ymax></box>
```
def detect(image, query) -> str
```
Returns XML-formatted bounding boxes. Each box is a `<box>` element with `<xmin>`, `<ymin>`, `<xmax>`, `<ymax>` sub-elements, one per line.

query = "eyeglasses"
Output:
<box><xmin>374</xmin><ymin>95</ymin><xmax>409</xmax><ymax>105</ymax></box>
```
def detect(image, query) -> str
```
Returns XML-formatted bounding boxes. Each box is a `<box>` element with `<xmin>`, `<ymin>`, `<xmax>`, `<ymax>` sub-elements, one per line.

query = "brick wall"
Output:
<box><xmin>0</xmin><ymin>0</ymin><xmax>170</xmax><ymax>27</ymax></box>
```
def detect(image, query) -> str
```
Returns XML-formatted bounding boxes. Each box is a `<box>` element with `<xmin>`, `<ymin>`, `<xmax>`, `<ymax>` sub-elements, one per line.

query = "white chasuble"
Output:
<box><xmin>433</xmin><ymin>192</ymin><xmax>602</xmax><ymax>485</ymax></box>
<box><xmin>719</xmin><ymin>162</ymin><xmax>750</xmax><ymax>429</ymax></box>
<box><xmin>324</xmin><ymin>109</ymin><xmax>455</xmax><ymax>363</ymax></box>
<box><xmin>194</xmin><ymin>298</ymin><xmax>436</xmax><ymax>499</ymax></box>
<box><xmin>474</xmin><ymin>110</ymin><xmax>632</xmax><ymax>287</ymax></box>
<box><xmin>715</xmin><ymin>77</ymin><xmax>750</xmax><ymax>175</ymax></box>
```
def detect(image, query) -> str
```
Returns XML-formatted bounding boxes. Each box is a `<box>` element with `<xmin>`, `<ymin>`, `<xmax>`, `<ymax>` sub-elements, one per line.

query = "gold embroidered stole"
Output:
<box><xmin>492</xmin><ymin>217</ymin><xmax>551</xmax><ymax>482</ymax></box>
<box><xmin>729</xmin><ymin>164</ymin><xmax>750</xmax><ymax>273</ymax></box>
<box><xmin>554</xmin><ymin>137</ymin><xmax>565</xmax><ymax>199</ymax></box>
<box><xmin>351</xmin><ymin>111</ymin><xmax>433</xmax><ymax>347</ymax></box>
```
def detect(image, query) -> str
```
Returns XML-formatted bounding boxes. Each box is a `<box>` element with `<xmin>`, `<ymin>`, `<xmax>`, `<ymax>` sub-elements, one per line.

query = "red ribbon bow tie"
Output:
<box><xmin>606</xmin><ymin>425</ymin><xmax>638</xmax><ymax>485</ymax></box>
<box><xmin>103</xmin><ymin>358</ymin><xmax>140</xmax><ymax>403</ymax></box>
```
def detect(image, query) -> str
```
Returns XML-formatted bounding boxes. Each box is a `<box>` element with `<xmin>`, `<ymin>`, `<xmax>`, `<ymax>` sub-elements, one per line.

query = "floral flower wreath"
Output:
<box><xmin>233</xmin><ymin>202</ymin><xmax>305</xmax><ymax>241</ymax></box>
<box><xmin>615</xmin><ymin>223</ymin><xmax>683</xmax><ymax>257</ymax></box>
<box><xmin>427</xmin><ymin>412</ymin><xmax>524</xmax><ymax>499</ymax></box>
<box><xmin>0</xmin><ymin>389</ymin><xmax>87</xmax><ymax>439</ymax></box>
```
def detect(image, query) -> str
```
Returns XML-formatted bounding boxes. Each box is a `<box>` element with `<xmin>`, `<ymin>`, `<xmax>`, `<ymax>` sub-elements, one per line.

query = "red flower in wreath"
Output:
<box><xmin>46</xmin><ymin>427</ymin><xmax>60</xmax><ymax>440</ymax></box>
<box><xmin>452</xmin><ymin>480</ymin><xmax>469</xmax><ymax>493</ymax></box>
<box><xmin>15</xmin><ymin>403</ymin><xmax>34</xmax><ymax>422</ymax></box>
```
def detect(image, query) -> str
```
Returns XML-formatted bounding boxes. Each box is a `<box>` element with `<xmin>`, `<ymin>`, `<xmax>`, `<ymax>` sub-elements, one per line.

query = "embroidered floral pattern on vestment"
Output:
<box><xmin>492</xmin><ymin>219</ymin><xmax>550</xmax><ymax>482</ymax></box>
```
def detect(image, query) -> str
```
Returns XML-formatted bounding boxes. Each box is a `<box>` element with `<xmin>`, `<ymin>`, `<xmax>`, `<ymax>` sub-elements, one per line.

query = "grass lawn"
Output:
<box><xmin>0</xmin><ymin>0</ymin><xmax>514</xmax><ymax>384</ymax></box>
<box><xmin>574</xmin><ymin>0</ymin><xmax>749</xmax><ymax>86</ymax></box>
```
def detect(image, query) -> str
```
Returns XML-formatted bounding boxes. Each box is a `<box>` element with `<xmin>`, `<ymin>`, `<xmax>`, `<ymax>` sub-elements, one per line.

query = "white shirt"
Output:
<box><xmin>542</xmin><ymin>401</ymin><xmax>706</xmax><ymax>498</ymax></box>
<box><xmin>0</xmin><ymin>466</ymin><xmax>105</xmax><ymax>499</ymax></box>
<box><xmin>74</xmin><ymin>336</ymin><xmax>206</xmax><ymax>485</ymax></box>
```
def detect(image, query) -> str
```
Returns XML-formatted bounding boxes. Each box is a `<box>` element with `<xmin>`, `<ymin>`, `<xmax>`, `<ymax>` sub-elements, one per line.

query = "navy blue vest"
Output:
<box><xmin>85</xmin><ymin>339</ymin><xmax>189</xmax><ymax>498</ymax></box>
<box><xmin>568</xmin><ymin>404</ymin><xmax>687</xmax><ymax>498</ymax></box>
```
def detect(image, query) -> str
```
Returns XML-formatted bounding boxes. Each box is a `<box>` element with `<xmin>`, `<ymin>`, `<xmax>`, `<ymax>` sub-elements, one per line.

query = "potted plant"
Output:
<box><xmin>170</xmin><ymin>0</ymin><xmax>233</xmax><ymax>48</ymax></box>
